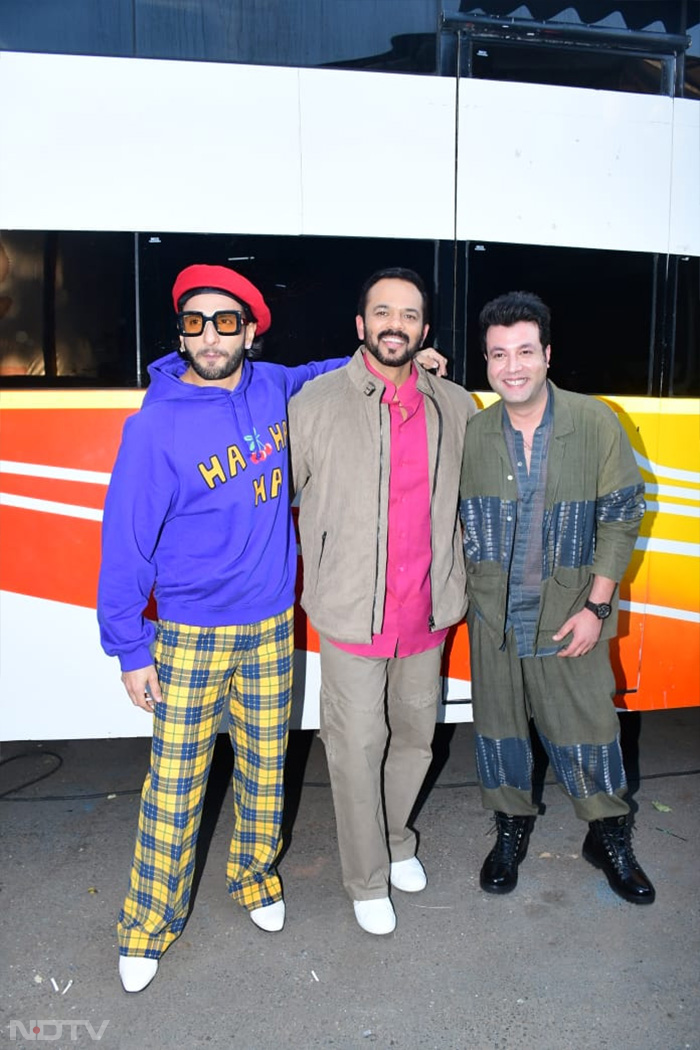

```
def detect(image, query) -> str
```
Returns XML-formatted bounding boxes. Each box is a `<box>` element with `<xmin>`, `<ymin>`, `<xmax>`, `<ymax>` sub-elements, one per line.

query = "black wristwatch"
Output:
<box><xmin>584</xmin><ymin>599</ymin><xmax>612</xmax><ymax>620</ymax></box>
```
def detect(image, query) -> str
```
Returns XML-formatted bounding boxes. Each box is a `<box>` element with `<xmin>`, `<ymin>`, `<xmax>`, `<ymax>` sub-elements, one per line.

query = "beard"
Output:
<box><xmin>181</xmin><ymin>344</ymin><xmax>245</xmax><ymax>382</ymax></box>
<box><xmin>363</xmin><ymin>329</ymin><xmax>422</xmax><ymax>370</ymax></box>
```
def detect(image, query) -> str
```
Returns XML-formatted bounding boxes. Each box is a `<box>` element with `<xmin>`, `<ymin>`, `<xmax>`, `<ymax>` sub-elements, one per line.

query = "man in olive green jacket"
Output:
<box><xmin>460</xmin><ymin>290</ymin><xmax>655</xmax><ymax>906</ymax></box>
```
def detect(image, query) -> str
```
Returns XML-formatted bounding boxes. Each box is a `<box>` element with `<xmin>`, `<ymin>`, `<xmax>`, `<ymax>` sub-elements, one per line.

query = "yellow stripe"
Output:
<box><xmin>1</xmin><ymin>389</ymin><xmax>697</xmax><ymax>413</ymax></box>
<box><xmin>0</xmin><ymin>390</ymin><xmax>146</xmax><ymax>409</ymax></box>
<box><xmin>471</xmin><ymin>392</ymin><xmax>700</xmax><ymax>415</ymax></box>
<box><xmin>613</xmin><ymin>397</ymin><xmax>700</xmax><ymax>417</ymax></box>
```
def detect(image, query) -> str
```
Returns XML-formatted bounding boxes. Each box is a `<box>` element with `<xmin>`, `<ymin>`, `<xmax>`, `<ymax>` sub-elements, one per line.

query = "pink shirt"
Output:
<box><xmin>332</xmin><ymin>355</ymin><xmax>447</xmax><ymax>658</ymax></box>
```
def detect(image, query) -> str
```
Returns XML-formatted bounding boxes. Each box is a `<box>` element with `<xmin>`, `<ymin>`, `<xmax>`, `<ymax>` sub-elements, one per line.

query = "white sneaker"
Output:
<box><xmin>119</xmin><ymin>956</ymin><xmax>159</xmax><ymax>993</ymax></box>
<box><xmin>353</xmin><ymin>897</ymin><xmax>396</xmax><ymax>935</ymax></box>
<box><xmin>390</xmin><ymin>856</ymin><xmax>427</xmax><ymax>893</ymax></box>
<box><xmin>250</xmin><ymin>899</ymin><xmax>286</xmax><ymax>932</ymax></box>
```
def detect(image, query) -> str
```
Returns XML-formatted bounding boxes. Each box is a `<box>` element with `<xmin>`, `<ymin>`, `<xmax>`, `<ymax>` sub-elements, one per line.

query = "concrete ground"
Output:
<box><xmin>1</xmin><ymin>708</ymin><xmax>698</xmax><ymax>1050</ymax></box>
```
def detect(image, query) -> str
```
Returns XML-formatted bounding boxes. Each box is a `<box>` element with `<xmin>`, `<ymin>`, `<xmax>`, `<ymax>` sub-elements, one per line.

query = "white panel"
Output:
<box><xmin>0</xmin><ymin>591</ymin><xmax>473</xmax><ymax>739</ymax></box>
<box><xmin>670</xmin><ymin>99</ymin><xmax>700</xmax><ymax>257</ymax></box>
<box><xmin>456</xmin><ymin>79</ymin><xmax>677</xmax><ymax>254</ymax></box>
<box><xmin>0</xmin><ymin>591</ymin><xmax>149</xmax><ymax>740</ymax></box>
<box><xmin>1</xmin><ymin>51</ymin><xmax>696</xmax><ymax>256</ymax></box>
<box><xmin>441</xmin><ymin>676</ymin><xmax>473</xmax><ymax>724</ymax></box>
<box><xmin>0</xmin><ymin>592</ymin><xmax>314</xmax><ymax>740</ymax></box>
<box><xmin>0</xmin><ymin>52</ymin><xmax>303</xmax><ymax>235</ymax></box>
<box><xmin>291</xmin><ymin>650</ymin><xmax>321</xmax><ymax>731</ymax></box>
<box><xmin>298</xmin><ymin>68</ymin><xmax>456</xmax><ymax>240</ymax></box>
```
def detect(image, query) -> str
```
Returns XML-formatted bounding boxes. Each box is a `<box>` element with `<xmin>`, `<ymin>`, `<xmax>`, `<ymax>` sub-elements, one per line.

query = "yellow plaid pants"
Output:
<box><xmin>118</xmin><ymin>608</ymin><xmax>294</xmax><ymax>958</ymax></box>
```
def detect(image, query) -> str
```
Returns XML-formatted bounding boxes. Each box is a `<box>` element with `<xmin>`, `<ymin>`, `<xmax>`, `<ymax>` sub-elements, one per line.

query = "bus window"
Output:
<box><xmin>137</xmin><ymin>231</ymin><xmax>437</xmax><ymax>374</ymax></box>
<box><xmin>673</xmin><ymin>255</ymin><xmax>700</xmax><ymax>397</ymax></box>
<box><xmin>0</xmin><ymin>231</ymin><xmax>135</xmax><ymax>385</ymax></box>
<box><xmin>462</xmin><ymin>241</ymin><xmax>657</xmax><ymax>397</ymax></box>
<box><xmin>448</xmin><ymin>2</ymin><xmax>700</xmax><ymax>99</ymax></box>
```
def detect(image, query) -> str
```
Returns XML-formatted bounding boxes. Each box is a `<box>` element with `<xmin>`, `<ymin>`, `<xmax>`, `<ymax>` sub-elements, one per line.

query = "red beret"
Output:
<box><xmin>171</xmin><ymin>264</ymin><xmax>271</xmax><ymax>334</ymax></box>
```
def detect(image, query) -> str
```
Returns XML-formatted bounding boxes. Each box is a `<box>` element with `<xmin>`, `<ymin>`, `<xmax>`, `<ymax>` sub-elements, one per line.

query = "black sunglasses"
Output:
<box><xmin>177</xmin><ymin>310</ymin><xmax>247</xmax><ymax>336</ymax></box>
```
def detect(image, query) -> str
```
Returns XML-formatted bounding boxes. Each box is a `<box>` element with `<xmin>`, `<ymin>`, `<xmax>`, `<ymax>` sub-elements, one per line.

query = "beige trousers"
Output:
<box><xmin>319</xmin><ymin>636</ymin><xmax>444</xmax><ymax>901</ymax></box>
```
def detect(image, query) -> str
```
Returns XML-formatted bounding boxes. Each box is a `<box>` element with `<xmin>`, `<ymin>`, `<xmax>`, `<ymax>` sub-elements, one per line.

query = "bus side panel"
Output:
<box><xmin>0</xmin><ymin>401</ymin><xmax>138</xmax><ymax>608</ymax></box>
<box><xmin>0</xmin><ymin>394</ymin><xmax>698</xmax><ymax>739</ymax></box>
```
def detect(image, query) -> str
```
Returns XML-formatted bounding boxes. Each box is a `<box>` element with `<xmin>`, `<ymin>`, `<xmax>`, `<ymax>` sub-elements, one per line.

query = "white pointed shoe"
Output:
<box><xmin>353</xmin><ymin>897</ymin><xmax>396</xmax><ymax>935</ymax></box>
<box><xmin>390</xmin><ymin>856</ymin><xmax>427</xmax><ymax>893</ymax></box>
<box><xmin>119</xmin><ymin>956</ymin><xmax>159</xmax><ymax>993</ymax></box>
<box><xmin>250</xmin><ymin>899</ymin><xmax>286</xmax><ymax>932</ymax></box>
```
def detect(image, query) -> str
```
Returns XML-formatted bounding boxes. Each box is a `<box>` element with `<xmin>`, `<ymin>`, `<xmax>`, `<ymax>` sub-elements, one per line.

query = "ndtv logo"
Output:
<box><xmin>9</xmin><ymin>1021</ymin><xmax>109</xmax><ymax>1041</ymax></box>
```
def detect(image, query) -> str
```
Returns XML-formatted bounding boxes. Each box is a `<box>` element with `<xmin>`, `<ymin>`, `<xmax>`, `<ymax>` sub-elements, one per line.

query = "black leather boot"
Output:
<box><xmin>480</xmin><ymin>812</ymin><xmax>535</xmax><ymax>894</ymax></box>
<box><xmin>582</xmin><ymin>815</ymin><xmax>656</xmax><ymax>905</ymax></box>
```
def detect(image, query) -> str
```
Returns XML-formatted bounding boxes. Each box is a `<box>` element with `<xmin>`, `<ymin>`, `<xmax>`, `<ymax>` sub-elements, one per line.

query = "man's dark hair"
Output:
<box><xmin>479</xmin><ymin>291</ymin><xmax>551</xmax><ymax>354</ymax></box>
<box><xmin>356</xmin><ymin>267</ymin><xmax>429</xmax><ymax>321</ymax></box>
<box><xmin>177</xmin><ymin>285</ymin><xmax>253</xmax><ymax>324</ymax></box>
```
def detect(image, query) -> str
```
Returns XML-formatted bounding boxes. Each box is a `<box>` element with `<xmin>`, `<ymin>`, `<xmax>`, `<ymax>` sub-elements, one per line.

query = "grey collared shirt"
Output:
<box><xmin>503</xmin><ymin>390</ymin><xmax>557</xmax><ymax>658</ymax></box>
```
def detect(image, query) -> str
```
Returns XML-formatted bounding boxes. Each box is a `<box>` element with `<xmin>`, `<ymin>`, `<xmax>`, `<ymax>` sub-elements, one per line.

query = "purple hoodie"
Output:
<box><xmin>97</xmin><ymin>350</ymin><xmax>346</xmax><ymax>671</ymax></box>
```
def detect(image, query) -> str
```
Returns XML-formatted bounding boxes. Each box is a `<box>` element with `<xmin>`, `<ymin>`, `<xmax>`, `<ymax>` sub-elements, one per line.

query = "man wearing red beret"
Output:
<box><xmin>98</xmin><ymin>263</ymin><xmax>351</xmax><ymax>992</ymax></box>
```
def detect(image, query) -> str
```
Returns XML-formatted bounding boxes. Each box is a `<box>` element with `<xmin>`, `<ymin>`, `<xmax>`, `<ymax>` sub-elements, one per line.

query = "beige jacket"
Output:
<box><xmin>289</xmin><ymin>348</ymin><xmax>477</xmax><ymax>644</ymax></box>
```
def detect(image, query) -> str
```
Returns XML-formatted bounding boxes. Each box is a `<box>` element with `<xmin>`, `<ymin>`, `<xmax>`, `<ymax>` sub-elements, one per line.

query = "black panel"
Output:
<box><xmin>3</xmin><ymin>231</ymin><xmax>693</xmax><ymax>398</ymax></box>
<box><xmin>0</xmin><ymin>0</ymin><xmax>133</xmax><ymax>57</ymax></box>
<box><xmin>461</xmin><ymin>241</ymin><xmax>657</xmax><ymax>396</ymax></box>
<box><xmin>136</xmin><ymin>0</ymin><xmax>438</xmax><ymax>70</ymax></box>
<box><xmin>3</xmin><ymin>1</ymin><xmax>696</xmax><ymax>95</ymax></box>
<box><xmin>673</xmin><ymin>255</ymin><xmax>700</xmax><ymax>396</ymax></box>
<box><xmin>465</xmin><ymin>42</ymin><xmax>667</xmax><ymax>95</ymax></box>
<box><xmin>137</xmin><ymin>232</ymin><xmax>436</xmax><ymax>381</ymax></box>
<box><xmin>449</xmin><ymin>1</ymin><xmax>700</xmax><ymax>97</ymax></box>
<box><xmin>456</xmin><ymin>1</ymin><xmax>695</xmax><ymax>37</ymax></box>
<box><xmin>0</xmin><ymin>0</ymin><xmax>441</xmax><ymax>74</ymax></box>
<box><xmin>0</xmin><ymin>231</ymin><xmax>136</xmax><ymax>384</ymax></box>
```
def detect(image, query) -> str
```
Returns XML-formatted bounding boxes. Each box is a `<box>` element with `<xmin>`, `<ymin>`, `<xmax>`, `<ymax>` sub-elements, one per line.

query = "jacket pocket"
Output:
<box><xmin>466</xmin><ymin>560</ymin><xmax>503</xmax><ymax>579</ymax></box>
<box><xmin>306</xmin><ymin>529</ymin><xmax>327</xmax><ymax>599</ymax></box>
<box><xmin>465</xmin><ymin>560</ymin><xmax>506</xmax><ymax>616</ymax></box>
<box><xmin>538</xmin><ymin>567</ymin><xmax>591</xmax><ymax>632</ymax></box>
<box><xmin>431</xmin><ymin>530</ymin><xmax>468</xmax><ymax>628</ymax></box>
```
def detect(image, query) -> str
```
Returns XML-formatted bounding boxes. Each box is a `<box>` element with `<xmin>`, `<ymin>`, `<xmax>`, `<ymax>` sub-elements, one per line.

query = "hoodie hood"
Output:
<box><xmin>143</xmin><ymin>350</ymin><xmax>254</xmax><ymax>404</ymax></box>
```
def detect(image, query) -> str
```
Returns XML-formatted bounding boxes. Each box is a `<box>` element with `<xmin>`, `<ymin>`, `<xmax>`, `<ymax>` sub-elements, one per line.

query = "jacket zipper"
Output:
<box><xmin>371</xmin><ymin>397</ymin><xmax>384</xmax><ymax>632</ymax></box>
<box><xmin>425</xmin><ymin>390</ymin><xmax>443</xmax><ymax>630</ymax></box>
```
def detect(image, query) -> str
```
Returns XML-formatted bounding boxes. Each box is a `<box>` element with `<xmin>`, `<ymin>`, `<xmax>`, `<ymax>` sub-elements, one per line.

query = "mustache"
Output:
<box><xmin>377</xmin><ymin>329</ymin><xmax>409</xmax><ymax>344</ymax></box>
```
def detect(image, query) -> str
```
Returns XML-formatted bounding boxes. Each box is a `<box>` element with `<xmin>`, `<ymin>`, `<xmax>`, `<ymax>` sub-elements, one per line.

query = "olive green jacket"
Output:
<box><xmin>459</xmin><ymin>382</ymin><xmax>645</xmax><ymax>654</ymax></box>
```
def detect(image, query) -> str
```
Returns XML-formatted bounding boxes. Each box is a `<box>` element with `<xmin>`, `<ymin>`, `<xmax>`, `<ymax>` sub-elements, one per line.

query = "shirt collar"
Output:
<box><xmin>363</xmin><ymin>353</ymin><xmax>421</xmax><ymax>408</ymax></box>
<box><xmin>502</xmin><ymin>381</ymin><xmax>553</xmax><ymax>436</ymax></box>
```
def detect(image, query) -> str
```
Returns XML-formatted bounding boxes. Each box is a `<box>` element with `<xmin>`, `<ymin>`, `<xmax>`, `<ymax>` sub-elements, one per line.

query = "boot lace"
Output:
<box><xmin>488</xmin><ymin>814</ymin><xmax>531</xmax><ymax>862</ymax></box>
<box><xmin>598</xmin><ymin>820</ymin><xmax>640</xmax><ymax>873</ymax></box>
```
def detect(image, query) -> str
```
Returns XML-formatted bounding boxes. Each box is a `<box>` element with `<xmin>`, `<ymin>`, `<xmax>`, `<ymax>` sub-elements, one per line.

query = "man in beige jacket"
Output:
<box><xmin>290</xmin><ymin>268</ymin><xmax>476</xmax><ymax>934</ymax></box>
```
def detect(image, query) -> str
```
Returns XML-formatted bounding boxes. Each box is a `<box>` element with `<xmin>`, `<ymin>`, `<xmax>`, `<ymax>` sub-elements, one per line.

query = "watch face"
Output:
<box><xmin>597</xmin><ymin>603</ymin><xmax>612</xmax><ymax>619</ymax></box>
